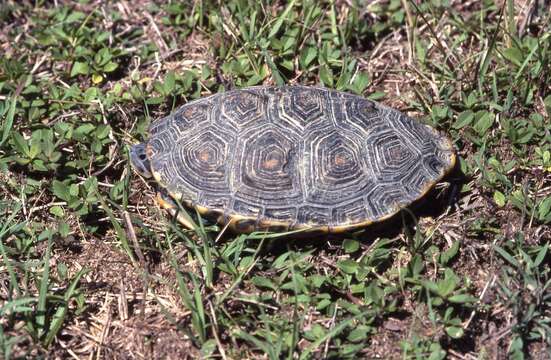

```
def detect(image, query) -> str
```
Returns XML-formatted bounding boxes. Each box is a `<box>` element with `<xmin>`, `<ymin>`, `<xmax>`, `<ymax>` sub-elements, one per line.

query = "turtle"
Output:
<box><xmin>130</xmin><ymin>85</ymin><xmax>456</xmax><ymax>234</ymax></box>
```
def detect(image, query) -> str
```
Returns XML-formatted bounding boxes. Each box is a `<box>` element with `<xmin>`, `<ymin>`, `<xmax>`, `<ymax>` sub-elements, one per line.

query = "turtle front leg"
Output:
<box><xmin>155</xmin><ymin>192</ymin><xmax>197</xmax><ymax>230</ymax></box>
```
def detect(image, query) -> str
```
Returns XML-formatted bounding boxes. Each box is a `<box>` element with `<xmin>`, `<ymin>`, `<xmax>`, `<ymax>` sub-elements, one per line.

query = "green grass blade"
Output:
<box><xmin>168</xmin><ymin>234</ymin><xmax>207</xmax><ymax>344</ymax></box>
<box><xmin>329</xmin><ymin>0</ymin><xmax>340</xmax><ymax>46</ymax></box>
<box><xmin>43</xmin><ymin>268</ymin><xmax>88</xmax><ymax>347</ymax></box>
<box><xmin>0</xmin><ymin>204</ymin><xmax>24</xmax><ymax>298</ymax></box>
<box><xmin>288</xmin><ymin>259</ymin><xmax>300</xmax><ymax>360</ymax></box>
<box><xmin>95</xmin><ymin>184</ymin><xmax>136</xmax><ymax>264</ymax></box>
<box><xmin>0</xmin><ymin>297</ymin><xmax>37</xmax><ymax>316</ymax></box>
<box><xmin>234</xmin><ymin>330</ymin><xmax>277</xmax><ymax>359</ymax></box>
<box><xmin>195</xmin><ymin>208</ymin><xmax>214</xmax><ymax>288</ymax></box>
<box><xmin>192</xmin><ymin>277</ymin><xmax>207</xmax><ymax>342</ymax></box>
<box><xmin>170</xmin><ymin>199</ymin><xmax>215</xmax><ymax>288</ymax></box>
<box><xmin>215</xmin><ymin>238</ymin><xmax>264</xmax><ymax>306</ymax></box>
<box><xmin>0</xmin><ymin>96</ymin><xmax>16</xmax><ymax>147</ymax></box>
<box><xmin>533</xmin><ymin>242</ymin><xmax>548</xmax><ymax>268</ymax></box>
<box><xmin>36</xmin><ymin>230</ymin><xmax>53</xmax><ymax>338</ymax></box>
<box><xmin>477</xmin><ymin>8</ymin><xmax>503</xmax><ymax>93</ymax></box>
<box><xmin>268</xmin><ymin>0</ymin><xmax>297</xmax><ymax>39</ymax></box>
<box><xmin>261</xmin><ymin>48</ymin><xmax>286</xmax><ymax>86</ymax></box>
<box><xmin>173</xmin><ymin>269</ymin><xmax>203</xmax><ymax>344</ymax></box>
<box><xmin>513</xmin><ymin>33</ymin><xmax>549</xmax><ymax>82</ymax></box>
<box><xmin>493</xmin><ymin>244</ymin><xmax>519</xmax><ymax>268</ymax></box>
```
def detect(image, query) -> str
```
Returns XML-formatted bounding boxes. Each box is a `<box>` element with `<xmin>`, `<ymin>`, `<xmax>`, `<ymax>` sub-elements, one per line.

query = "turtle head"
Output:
<box><xmin>130</xmin><ymin>143</ymin><xmax>152</xmax><ymax>178</ymax></box>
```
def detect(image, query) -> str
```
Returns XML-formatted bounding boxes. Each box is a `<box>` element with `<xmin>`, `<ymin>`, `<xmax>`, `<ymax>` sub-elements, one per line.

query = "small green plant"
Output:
<box><xmin>494</xmin><ymin>235</ymin><xmax>551</xmax><ymax>356</ymax></box>
<box><xmin>0</xmin><ymin>205</ymin><xmax>87</xmax><ymax>356</ymax></box>
<box><xmin>401</xmin><ymin>334</ymin><xmax>446</xmax><ymax>360</ymax></box>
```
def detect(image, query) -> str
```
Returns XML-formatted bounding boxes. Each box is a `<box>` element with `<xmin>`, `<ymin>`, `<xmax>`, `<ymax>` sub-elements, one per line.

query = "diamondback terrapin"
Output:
<box><xmin>130</xmin><ymin>85</ymin><xmax>455</xmax><ymax>233</ymax></box>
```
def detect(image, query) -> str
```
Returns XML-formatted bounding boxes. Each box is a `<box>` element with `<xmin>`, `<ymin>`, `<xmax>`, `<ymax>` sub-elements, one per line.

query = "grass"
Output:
<box><xmin>1</xmin><ymin>0</ymin><xmax>550</xmax><ymax>358</ymax></box>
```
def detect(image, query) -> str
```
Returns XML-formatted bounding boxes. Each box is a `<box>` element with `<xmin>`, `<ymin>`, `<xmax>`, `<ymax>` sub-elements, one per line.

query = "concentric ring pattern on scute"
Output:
<box><xmin>146</xmin><ymin>85</ymin><xmax>455</xmax><ymax>231</ymax></box>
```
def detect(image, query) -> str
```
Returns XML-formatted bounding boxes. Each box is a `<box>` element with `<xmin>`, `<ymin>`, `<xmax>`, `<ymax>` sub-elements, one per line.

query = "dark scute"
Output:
<box><xmin>297</xmin><ymin>205</ymin><xmax>330</xmax><ymax>225</ymax></box>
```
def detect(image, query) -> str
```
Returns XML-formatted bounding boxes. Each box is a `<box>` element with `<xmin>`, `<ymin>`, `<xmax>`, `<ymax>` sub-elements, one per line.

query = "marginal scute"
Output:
<box><xmin>297</xmin><ymin>205</ymin><xmax>331</xmax><ymax>226</ymax></box>
<box><xmin>263</xmin><ymin>207</ymin><xmax>297</xmax><ymax>222</ymax></box>
<box><xmin>233</xmin><ymin>218</ymin><xmax>256</xmax><ymax>233</ymax></box>
<box><xmin>143</xmin><ymin>85</ymin><xmax>456</xmax><ymax>233</ymax></box>
<box><xmin>366</xmin><ymin>185</ymin><xmax>411</xmax><ymax>219</ymax></box>
<box><xmin>332</xmin><ymin>199</ymin><xmax>369</xmax><ymax>224</ymax></box>
<box><xmin>199</xmin><ymin>193</ymin><xmax>232</xmax><ymax>211</ymax></box>
<box><xmin>231</xmin><ymin>198</ymin><xmax>262</xmax><ymax>218</ymax></box>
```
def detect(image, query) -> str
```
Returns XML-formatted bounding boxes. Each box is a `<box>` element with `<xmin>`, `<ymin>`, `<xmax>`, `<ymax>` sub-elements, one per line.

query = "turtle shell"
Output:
<box><xmin>143</xmin><ymin>85</ymin><xmax>455</xmax><ymax>233</ymax></box>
